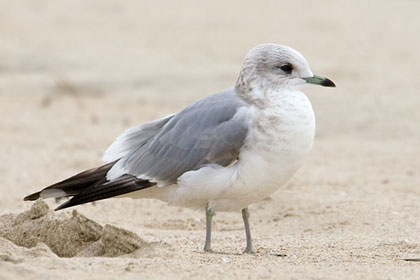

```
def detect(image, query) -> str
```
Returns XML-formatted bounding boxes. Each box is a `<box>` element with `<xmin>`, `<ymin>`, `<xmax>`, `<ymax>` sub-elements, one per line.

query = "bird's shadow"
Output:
<box><xmin>403</xmin><ymin>258</ymin><xmax>420</xmax><ymax>262</ymax></box>
<box><xmin>194</xmin><ymin>250</ymin><xmax>287</xmax><ymax>257</ymax></box>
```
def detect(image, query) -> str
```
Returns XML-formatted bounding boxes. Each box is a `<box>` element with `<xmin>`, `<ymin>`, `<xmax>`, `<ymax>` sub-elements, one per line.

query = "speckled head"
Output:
<box><xmin>235</xmin><ymin>44</ymin><xmax>335</xmax><ymax>94</ymax></box>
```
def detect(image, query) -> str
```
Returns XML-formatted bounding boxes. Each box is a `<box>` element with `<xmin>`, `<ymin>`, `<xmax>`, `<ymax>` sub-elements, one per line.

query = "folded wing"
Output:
<box><xmin>107</xmin><ymin>89</ymin><xmax>251</xmax><ymax>186</ymax></box>
<box><xmin>24</xmin><ymin>89</ymin><xmax>251</xmax><ymax>209</ymax></box>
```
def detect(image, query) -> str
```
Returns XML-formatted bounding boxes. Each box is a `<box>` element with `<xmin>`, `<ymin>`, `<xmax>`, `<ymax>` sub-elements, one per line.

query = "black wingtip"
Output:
<box><xmin>54</xmin><ymin>200</ymin><xmax>72</xmax><ymax>211</ymax></box>
<box><xmin>321</xmin><ymin>78</ymin><xmax>336</xmax><ymax>87</ymax></box>
<box><xmin>24</xmin><ymin>192</ymin><xmax>42</xmax><ymax>201</ymax></box>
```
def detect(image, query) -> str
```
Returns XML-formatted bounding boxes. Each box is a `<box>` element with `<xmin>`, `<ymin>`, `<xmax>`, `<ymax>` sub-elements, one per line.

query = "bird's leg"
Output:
<box><xmin>204</xmin><ymin>203</ymin><xmax>215</xmax><ymax>252</ymax></box>
<box><xmin>242</xmin><ymin>207</ymin><xmax>255</xmax><ymax>254</ymax></box>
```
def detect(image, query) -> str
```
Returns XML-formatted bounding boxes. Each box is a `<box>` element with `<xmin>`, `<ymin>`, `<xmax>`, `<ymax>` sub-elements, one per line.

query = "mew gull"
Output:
<box><xmin>24</xmin><ymin>43</ymin><xmax>335</xmax><ymax>253</ymax></box>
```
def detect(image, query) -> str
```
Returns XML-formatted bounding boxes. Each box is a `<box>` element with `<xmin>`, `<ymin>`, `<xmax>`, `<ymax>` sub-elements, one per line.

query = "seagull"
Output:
<box><xmin>24</xmin><ymin>44</ymin><xmax>335</xmax><ymax>254</ymax></box>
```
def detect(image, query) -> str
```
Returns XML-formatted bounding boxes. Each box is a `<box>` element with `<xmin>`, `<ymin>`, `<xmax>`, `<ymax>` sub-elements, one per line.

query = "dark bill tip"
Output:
<box><xmin>321</xmin><ymin>78</ymin><xmax>336</xmax><ymax>87</ymax></box>
<box><xmin>303</xmin><ymin>75</ymin><xmax>336</xmax><ymax>88</ymax></box>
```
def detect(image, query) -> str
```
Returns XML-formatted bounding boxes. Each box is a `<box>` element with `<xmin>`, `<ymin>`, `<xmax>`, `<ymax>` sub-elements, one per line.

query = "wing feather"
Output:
<box><xmin>24</xmin><ymin>89</ymin><xmax>251</xmax><ymax>209</ymax></box>
<box><xmin>108</xmin><ymin>89</ymin><xmax>250</xmax><ymax>185</ymax></box>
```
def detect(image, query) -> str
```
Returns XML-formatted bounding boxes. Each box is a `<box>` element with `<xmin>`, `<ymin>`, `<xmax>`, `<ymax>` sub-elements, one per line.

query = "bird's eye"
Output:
<box><xmin>279</xmin><ymin>64</ymin><xmax>293</xmax><ymax>74</ymax></box>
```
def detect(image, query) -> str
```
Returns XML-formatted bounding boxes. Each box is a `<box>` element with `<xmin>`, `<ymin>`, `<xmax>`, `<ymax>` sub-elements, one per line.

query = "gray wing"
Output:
<box><xmin>106</xmin><ymin>89</ymin><xmax>250</xmax><ymax>185</ymax></box>
<box><xmin>103</xmin><ymin>114</ymin><xmax>175</xmax><ymax>162</ymax></box>
<box><xmin>23</xmin><ymin>89</ymin><xmax>250</xmax><ymax>210</ymax></box>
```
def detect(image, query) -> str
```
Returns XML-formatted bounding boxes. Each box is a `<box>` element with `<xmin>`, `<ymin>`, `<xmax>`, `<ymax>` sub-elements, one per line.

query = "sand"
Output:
<box><xmin>1</xmin><ymin>0</ymin><xmax>420</xmax><ymax>279</ymax></box>
<box><xmin>0</xmin><ymin>200</ymin><xmax>146</xmax><ymax>258</ymax></box>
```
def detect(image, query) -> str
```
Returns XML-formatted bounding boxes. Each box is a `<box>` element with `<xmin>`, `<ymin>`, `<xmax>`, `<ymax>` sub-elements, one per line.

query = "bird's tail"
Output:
<box><xmin>23</xmin><ymin>161</ymin><xmax>155</xmax><ymax>210</ymax></box>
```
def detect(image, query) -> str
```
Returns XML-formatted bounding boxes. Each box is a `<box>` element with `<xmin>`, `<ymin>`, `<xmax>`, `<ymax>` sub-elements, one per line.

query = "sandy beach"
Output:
<box><xmin>1</xmin><ymin>0</ymin><xmax>420</xmax><ymax>279</ymax></box>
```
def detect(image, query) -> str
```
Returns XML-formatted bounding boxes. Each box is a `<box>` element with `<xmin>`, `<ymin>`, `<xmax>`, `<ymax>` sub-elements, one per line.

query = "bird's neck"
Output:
<box><xmin>236</xmin><ymin>78</ymin><xmax>303</xmax><ymax>109</ymax></box>
<box><xmin>235</xmin><ymin>67</ymin><xmax>256</xmax><ymax>96</ymax></box>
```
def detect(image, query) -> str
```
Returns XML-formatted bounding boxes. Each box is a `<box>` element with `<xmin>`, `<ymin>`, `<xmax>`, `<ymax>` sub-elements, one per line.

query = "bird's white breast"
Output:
<box><xmin>210</xmin><ymin>89</ymin><xmax>316</xmax><ymax>211</ymax></box>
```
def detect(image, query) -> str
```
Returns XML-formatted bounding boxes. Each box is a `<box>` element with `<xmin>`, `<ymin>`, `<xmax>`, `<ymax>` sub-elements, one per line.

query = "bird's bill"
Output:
<box><xmin>303</xmin><ymin>75</ymin><xmax>335</xmax><ymax>87</ymax></box>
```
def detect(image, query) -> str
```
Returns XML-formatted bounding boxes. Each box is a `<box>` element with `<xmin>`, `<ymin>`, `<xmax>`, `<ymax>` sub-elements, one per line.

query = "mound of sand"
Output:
<box><xmin>0</xmin><ymin>200</ymin><xmax>147</xmax><ymax>258</ymax></box>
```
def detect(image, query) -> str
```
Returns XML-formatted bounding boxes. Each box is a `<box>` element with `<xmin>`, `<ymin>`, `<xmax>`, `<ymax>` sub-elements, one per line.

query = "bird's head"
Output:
<box><xmin>235</xmin><ymin>44</ymin><xmax>335</xmax><ymax>95</ymax></box>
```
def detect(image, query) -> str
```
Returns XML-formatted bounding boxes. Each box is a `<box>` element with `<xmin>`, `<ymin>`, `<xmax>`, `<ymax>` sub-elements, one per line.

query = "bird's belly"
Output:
<box><xmin>212</xmin><ymin>138</ymin><xmax>313</xmax><ymax>211</ymax></box>
<box><xmin>211</xmin><ymin>98</ymin><xmax>316</xmax><ymax>211</ymax></box>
